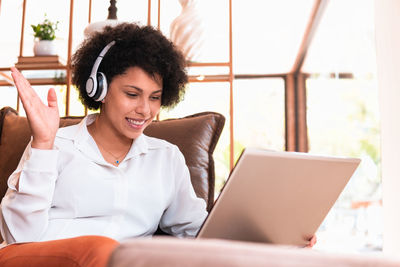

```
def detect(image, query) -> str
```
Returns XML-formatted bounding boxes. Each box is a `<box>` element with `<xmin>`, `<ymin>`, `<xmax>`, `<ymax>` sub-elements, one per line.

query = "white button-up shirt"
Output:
<box><xmin>0</xmin><ymin>114</ymin><xmax>207</xmax><ymax>244</ymax></box>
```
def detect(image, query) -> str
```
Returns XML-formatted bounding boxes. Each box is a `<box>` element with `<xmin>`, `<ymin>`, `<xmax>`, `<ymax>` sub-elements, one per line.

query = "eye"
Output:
<box><xmin>151</xmin><ymin>95</ymin><xmax>161</xmax><ymax>101</ymax></box>
<box><xmin>126</xmin><ymin>92</ymin><xmax>138</xmax><ymax>97</ymax></box>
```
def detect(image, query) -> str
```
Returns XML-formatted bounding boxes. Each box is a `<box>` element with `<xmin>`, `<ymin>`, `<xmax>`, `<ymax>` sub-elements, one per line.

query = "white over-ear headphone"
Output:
<box><xmin>85</xmin><ymin>40</ymin><xmax>116</xmax><ymax>102</ymax></box>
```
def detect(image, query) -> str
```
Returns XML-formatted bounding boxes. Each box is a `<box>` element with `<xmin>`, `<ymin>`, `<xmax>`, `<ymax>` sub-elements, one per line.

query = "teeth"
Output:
<box><xmin>127</xmin><ymin>118</ymin><xmax>145</xmax><ymax>126</ymax></box>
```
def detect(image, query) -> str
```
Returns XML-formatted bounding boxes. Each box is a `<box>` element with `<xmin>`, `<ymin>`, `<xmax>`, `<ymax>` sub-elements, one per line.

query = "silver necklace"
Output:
<box><xmin>89</xmin><ymin>122</ymin><xmax>129</xmax><ymax>165</ymax></box>
<box><xmin>96</xmin><ymin>141</ymin><xmax>128</xmax><ymax>165</ymax></box>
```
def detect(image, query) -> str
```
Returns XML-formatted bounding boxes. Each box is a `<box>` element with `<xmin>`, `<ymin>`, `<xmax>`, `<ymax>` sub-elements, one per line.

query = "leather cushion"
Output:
<box><xmin>0</xmin><ymin>235</ymin><xmax>118</xmax><ymax>266</ymax></box>
<box><xmin>0</xmin><ymin>107</ymin><xmax>225</xmax><ymax>212</ymax></box>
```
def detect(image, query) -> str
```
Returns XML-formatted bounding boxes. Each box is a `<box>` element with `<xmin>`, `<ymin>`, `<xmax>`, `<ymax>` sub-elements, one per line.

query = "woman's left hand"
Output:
<box><xmin>305</xmin><ymin>235</ymin><xmax>317</xmax><ymax>248</ymax></box>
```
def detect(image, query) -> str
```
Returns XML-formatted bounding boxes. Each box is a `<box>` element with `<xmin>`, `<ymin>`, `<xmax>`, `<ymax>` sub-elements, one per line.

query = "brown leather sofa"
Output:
<box><xmin>0</xmin><ymin>106</ymin><xmax>225</xmax><ymax>242</ymax></box>
<box><xmin>2</xmin><ymin>106</ymin><xmax>400</xmax><ymax>267</ymax></box>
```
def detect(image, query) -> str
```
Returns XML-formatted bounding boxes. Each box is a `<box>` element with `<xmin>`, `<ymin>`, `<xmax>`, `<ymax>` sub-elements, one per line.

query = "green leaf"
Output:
<box><xmin>31</xmin><ymin>17</ymin><xmax>59</xmax><ymax>40</ymax></box>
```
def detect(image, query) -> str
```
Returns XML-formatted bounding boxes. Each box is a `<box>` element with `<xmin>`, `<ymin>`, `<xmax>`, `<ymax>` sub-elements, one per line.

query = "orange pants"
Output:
<box><xmin>0</xmin><ymin>235</ymin><xmax>119</xmax><ymax>267</ymax></box>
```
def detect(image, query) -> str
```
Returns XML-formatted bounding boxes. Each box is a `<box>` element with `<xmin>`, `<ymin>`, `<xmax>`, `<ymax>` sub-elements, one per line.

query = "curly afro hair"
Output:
<box><xmin>71</xmin><ymin>23</ymin><xmax>188</xmax><ymax>110</ymax></box>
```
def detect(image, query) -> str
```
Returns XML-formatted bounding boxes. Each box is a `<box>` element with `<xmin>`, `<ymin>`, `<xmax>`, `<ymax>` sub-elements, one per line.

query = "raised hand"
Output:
<box><xmin>11</xmin><ymin>67</ymin><xmax>60</xmax><ymax>149</ymax></box>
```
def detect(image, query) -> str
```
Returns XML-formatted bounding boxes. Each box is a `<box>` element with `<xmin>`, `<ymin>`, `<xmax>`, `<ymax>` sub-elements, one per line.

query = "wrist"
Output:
<box><xmin>31</xmin><ymin>139</ymin><xmax>54</xmax><ymax>150</ymax></box>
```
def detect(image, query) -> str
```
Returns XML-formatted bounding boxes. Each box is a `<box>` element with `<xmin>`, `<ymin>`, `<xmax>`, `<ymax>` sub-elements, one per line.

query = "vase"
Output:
<box><xmin>170</xmin><ymin>0</ymin><xmax>205</xmax><ymax>62</ymax></box>
<box><xmin>33</xmin><ymin>40</ymin><xmax>57</xmax><ymax>56</ymax></box>
<box><xmin>84</xmin><ymin>19</ymin><xmax>121</xmax><ymax>38</ymax></box>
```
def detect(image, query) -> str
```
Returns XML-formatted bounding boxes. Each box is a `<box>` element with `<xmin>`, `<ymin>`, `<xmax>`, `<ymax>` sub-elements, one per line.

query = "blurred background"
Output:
<box><xmin>0</xmin><ymin>0</ymin><xmax>381</xmax><ymax>253</ymax></box>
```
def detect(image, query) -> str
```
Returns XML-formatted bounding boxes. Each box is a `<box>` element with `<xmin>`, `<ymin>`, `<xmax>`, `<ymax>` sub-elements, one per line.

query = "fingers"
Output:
<box><xmin>11</xmin><ymin>68</ymin><xmax>59</xmax><ymax>115</ymax></box>
<box><xmin>47</xmin><ymin>88</ymin><xmax>58</xmax><ymax>108</ymax></box>
<box><xmin>310</xmin><ymin>235</ymin><xmax>317</xmax><ymax>246</ymax></box>
<box><xmin>11</xmin><ymin>67</ymin><xmax>31</xmax><ymax>92</ymax></box>
<box><xmin>10</xmin><ymin>67</ymin><xmax>38</xmax><ymax>105</ymax></box>
<box><xmin>305</xmin><ymin>235</ymin><xmax>317</xmax><ymax>248</ymax></box>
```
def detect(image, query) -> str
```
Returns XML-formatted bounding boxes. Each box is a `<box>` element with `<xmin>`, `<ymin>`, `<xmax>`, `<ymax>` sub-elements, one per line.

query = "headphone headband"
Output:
<box><xmin>89</xmin><ymin>40</ymin><xmax>116</xmax><ymax>77</ymax></box>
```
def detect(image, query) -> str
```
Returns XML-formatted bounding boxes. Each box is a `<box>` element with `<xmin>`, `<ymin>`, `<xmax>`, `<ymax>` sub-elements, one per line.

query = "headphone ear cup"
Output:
<box><xmin>86</xmin><ymin>76</ymin><xmax>97</xmax><ymax>97</ymax></box>
<box><xmin>86</xmin><ymin>41</ymin><xmax>115</xmax><ymax>102</ymax></box>
<box><xmin>93</xmin><ymin>72</ymin><xmax>108</xmax><ymax>102</ymax></box>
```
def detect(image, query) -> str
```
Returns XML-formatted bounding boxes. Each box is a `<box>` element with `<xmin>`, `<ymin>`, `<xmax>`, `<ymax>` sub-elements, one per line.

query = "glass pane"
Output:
<box><xmin>118</xmin><ymin>0</ymin><xmax>148</xmax><ymax>25</ymax></box>
<box><xmin>69</xmin><ymin>85</ymin><xmax>86</xmax><ymax>116</ymax></box>
<box><xmin>0</xmin><ymin>86</ymin><xmax>18</xmax><ymax>110</ymax></box>
<box><xmin>19</xmin><ymin>70</ymin><xmax>66</xmax><ymax>80</ymax></box>
<box><xmin>159</xmin><ymin>82</ymin><xmax>229</xmax><ymax>118</ymax></box>
<box><xmin>0</xmin><ymin>0</ymin><xmax>23</xmax><ymax>68</ymax></box>
<box><xmin>71</xmin><ymin>1</ymin><xmax>90</xmax><ymax>51</ymax></box>
<box><xmin>302</xmin><ymin>0</ymin><xmax>376</xmax><ymax>74</ymax></box>
<box><xmin>160</xmin><ymin>82</ymin><xmax>231</xmax><ymax>195</ymax></box>
<box><xmin>233</xmin><ymin>78</ymin><xmax>285</xmax><ymax>157</ymax></box>
<box><xmin>233</xmin><ymin>0</ymin><xmax>315</xmax><ymax>74</ymax></box>
<box><xmin>187</xmin><ymin>66</ymin><xmax>230</xmax><ymax>77</ymax></box>
<box><xmin>307</xmin><ymin>77</ymin><xmax>382</xmax><ymax>252</ymax></box>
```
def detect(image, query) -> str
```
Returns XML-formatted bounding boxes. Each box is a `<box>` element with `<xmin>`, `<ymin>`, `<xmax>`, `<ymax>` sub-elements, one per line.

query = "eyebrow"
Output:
<box><xmin>124</xmin><ymin>85</ymin><xmax>162</xmax><ymax>94</ymax></box>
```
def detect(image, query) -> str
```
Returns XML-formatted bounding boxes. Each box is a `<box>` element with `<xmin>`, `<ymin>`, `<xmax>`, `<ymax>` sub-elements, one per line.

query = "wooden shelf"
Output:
<box><xmin>14</xmin><ymin>55</ymin><xmax>67</xmax><ymax>70</ymax></box>
<box><xmin>189</xmin><ymin>74</ymin><xmax>230</xmax><ymax>83</ymax></box>
<box><xmin>13</xmin><ymin>64</ymin><xmax>67</xmax><ymax>70</ymax></box>
<box><xmin>0</xmin><ymin>77</ymin><xmax>66</xmax><ymax>87</ymax></box>
<box><xmin>188</xmin><ymin>62</ymin><xmax>230</xmax><ymax>67</ymax></box>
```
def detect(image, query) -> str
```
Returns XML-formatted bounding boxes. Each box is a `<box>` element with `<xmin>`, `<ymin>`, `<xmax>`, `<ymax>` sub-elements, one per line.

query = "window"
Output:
<box><xmin>303</xmin><ymin>0</ymin><xmax>381</xmax><ymax>252</ymax></box>
<box><xmin>0</xmin><ymin>0</ymin><xmax>383</xmax><ymax>252</ymax></box>
<box><xmin>233</xmin><ymin>78</ymin><xmax>285</xmax><ymax>153</ymax></box>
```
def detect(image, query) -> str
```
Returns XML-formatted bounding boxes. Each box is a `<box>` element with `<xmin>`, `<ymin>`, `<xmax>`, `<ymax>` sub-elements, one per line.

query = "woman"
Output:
<box><xmin>0</xmin><ymin>23</ymin><xmax>208</xmax><ymax>266</ymax></box>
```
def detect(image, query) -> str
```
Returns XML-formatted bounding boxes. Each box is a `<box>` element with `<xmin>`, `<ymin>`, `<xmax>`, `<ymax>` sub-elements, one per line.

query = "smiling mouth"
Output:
<box><xmin>126</xmin><ymin>118</ymin><xmax>146</xmax><ymax>127</ymax></box>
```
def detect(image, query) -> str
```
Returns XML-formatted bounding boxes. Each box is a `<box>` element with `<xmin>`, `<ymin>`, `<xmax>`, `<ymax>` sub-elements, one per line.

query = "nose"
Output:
<box><xmin>135</xmin><ymin>97</ymin><xmax>150</xmax><ymax>116</ymax></box>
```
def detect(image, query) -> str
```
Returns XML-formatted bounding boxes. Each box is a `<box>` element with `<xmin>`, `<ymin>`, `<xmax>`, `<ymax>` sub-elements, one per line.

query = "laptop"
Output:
<box><xmin>197</xmin><ymin>148</ymin><xmax>361</xmax><ymax>246</ymax></box>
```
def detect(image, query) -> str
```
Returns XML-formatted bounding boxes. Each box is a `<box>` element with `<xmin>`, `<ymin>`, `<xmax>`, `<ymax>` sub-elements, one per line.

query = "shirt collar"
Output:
<box><xmin>55</xmin><ymin>114</ymin><xmax>93</xmax><ymax>143</ymax></box>
<box><xmin>57</xmin><ymin>114</ymin><xmax>150</xmax><ymax>163</ymax></box>
<box><xmin>125</xmin><ymin>134</ymin><xmax>149</xmax><ymax>160</ymax></box>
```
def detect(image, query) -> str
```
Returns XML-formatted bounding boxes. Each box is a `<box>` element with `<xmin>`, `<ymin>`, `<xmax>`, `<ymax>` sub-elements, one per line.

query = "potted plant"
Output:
<box><xmin>31</xmin><ymin>17</ymin><xmax>59</xmax><ymax>56</ymax></box>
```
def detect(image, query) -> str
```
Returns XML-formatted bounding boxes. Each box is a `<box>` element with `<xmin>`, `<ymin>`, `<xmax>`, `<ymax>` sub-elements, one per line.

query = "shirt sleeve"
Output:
<box><xmin>0</xmin><ymin>141</ymin><xmax>59</xmax><ymax>244</ymax></box>
<box><xmin>159</xmin><ymin>147</ymin><xmax>208</xmax><ymax>237</ymax></box>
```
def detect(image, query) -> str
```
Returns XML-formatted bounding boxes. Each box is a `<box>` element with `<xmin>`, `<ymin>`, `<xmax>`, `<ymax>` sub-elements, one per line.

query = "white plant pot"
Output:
<box><xmin>33</xmin><ymin>40</ymin><xmax>57</xmax><ymax>56</ymax></box>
